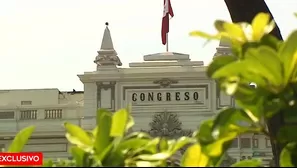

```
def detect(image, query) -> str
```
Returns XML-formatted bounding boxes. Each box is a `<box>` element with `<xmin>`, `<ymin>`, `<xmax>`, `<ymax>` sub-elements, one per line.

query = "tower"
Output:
<box><xmin>214</xmin><ymin>38</ymin><xmax>232</xmax><ymax>58</ymax></box>
<box><xmin>94</xmin><ymin>22</ymin><xmax>122</xmax><ymax>70</ymax></box>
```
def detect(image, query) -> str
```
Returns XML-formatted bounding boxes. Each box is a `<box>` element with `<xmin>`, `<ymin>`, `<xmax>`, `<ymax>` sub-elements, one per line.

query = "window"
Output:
<box><xmin>0</xmin><ymin>111</ymin><xmax>15</xmax><ymax>119</ymax></box>
<box><xmin>266</xmin><ymin>138</ymin><xmax>272</xmax><ymax>148</ymax></box>
<box><xmin>230</xmin><ymin>138</ymin><xmax>239</xmax><ymax>148</ymax></box>
<box><xmin>240</xmin><ymin>138</ymin><xmax>251</xmax><ymax>148</ymax></box>
<box><xmin>45</xmin><ymin>109</ymin><xmax>62</xmax><ymax>119</ymax></box>
<box><xmin>252</xmin><ymin>138</ymin><xmax>259</xmax><ymax>148</ymax></box>
<box><xmin>21</xmin><ymin>101</ymin><xmax>32</xmax><ymax>105</ymax></box>
<box><xmin>20</xmin><ymin>110</ymin><xmax>37</xmax><ymax>120</ymax></box>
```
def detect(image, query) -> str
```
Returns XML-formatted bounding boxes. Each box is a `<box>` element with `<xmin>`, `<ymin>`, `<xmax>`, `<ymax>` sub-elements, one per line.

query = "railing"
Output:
<box><xmin>0</xmin><ymin>105</ymin><xmax>87</xmax><ymax>134</ymax></box>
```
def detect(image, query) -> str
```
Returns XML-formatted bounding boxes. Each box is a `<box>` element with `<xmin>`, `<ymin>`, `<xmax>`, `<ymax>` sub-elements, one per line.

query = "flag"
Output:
<box><xmin>161</xmin><ymin>0</ymin><xmax>174</xmax><ymax>45</ymax></box>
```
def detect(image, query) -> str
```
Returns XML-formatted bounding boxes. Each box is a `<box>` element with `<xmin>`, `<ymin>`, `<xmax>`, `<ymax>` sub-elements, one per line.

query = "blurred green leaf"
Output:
<box><xmin>260</xmin><ymin>34</ymin><xmax>281</xmax><ymax>51</ymax></box>
<box><xmin>207</xmin><ymin>55</ymin><xmax>236</xmax><ymax>78</ymax></box>
<box><xmin>222</xmin><ymin>22</ymin><xmax>247</xmax><ymax>43</ymax></box>
<box><xmin>205</xmin><ymin>132</ymin><xmax>237</xmax><ymax>157</ymax></box>
<box><xmin>71</xmin><ymin>146</ymin><xmax>88</xmax><ymax>167</ymax></box>
<box><xmin>279</xmin><ymin>30</ymin><xmax>297</xmax><ymax>84</ymax></box>
<box><xmin>181</xmin><ymin>143</ymin><xmax>209</xmax><ymax>167</ymax></box>
<box><xmin>135</xmin><ymin>161</ymin><xmax>157</xmax><ymax>167</ymax></box>
<box><xmin>277</xmin><ymin>126</ymin><xmax>297</xmax><ymax>143</ymax></box>
<box><xmin>42</xmin><ymin>159</ymin><xmax>54</xmax><ymax>167</ymax></box>
<box><xmin>123</xmin><ymin>131</ymin><xmax>151</xmax><ymax>140</ymax></box>
<box><xmin>231</xmin><ymin>159</ymin><xmax>262</xmax><ymax>167</ymax></box>
<box><xmin>189</xmin><ymin>31</ymin><xmax>221</xmax><ymax>40</ymax></box>
<box><xmin>212</xmin><ymin>61</ymin><xmax>245</xmax><ymax>79</ymax></box>
<box><xmin>171</xmin><ymin>136</ymin><xmax>195</xmax><ymax>154</ymax></box>
<box><xmin>117</xmin><ymin>138</ymin><xmax>151</xmax><ymax>151</ymax></box>
<box><xmin>137</xmin><ymin>153</ymin><xmax>171</xmax><ymax>161</ymax></box>
<box><xmin>64</xmin><ymin>122</ymin><xmax>93</xmax><ymax>151</ymax></box>
<box><xmin>159</xmin><ymin>138</ymin><xmax>169</xmax><ymax>152</ymax></box>
<box><xmin>94</xmin><ymin>109</ymin><xmax>112</xmax><ymax>155</ymax></box>
<box><xmin>251</xmin><ymin>13</ymin><xmax>271</xmax><ymax>41</ymax></box>
<box><xmin>110</xmin><ymin>109</ymin><xmax>129</xmax><ymax>137</ymax></box>
<box><xmin>8</xmin><ymin>126</ymin><xmax>35</xmax><ymax>152</ymax></box>
<box><xmin>196</xmin><ymin>119</ymin><xmax>215</xmax><ymax>145</ymax></box>
<box><xmin>126</xmin><ymin>116</ymin><xmax>135</xmax><ymax>132</ymax></box>
<box><xmin>280</xmin><ymin>142</ymin><xmax>297</xmax><ymax>167</ymax></box>
<box><xmin>212</xmin><ymin>108</ymin><xmax>253</xmax><ymax>133</ymax></box>
<box><xmin>244</xmin><ymin>46</ymin><xmax>283</xmax><ymax>87</ymax></box>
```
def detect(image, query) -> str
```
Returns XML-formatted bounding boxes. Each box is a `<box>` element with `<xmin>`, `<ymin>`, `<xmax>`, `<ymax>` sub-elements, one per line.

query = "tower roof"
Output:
<box><xmin>94</xmin><ymin>22</ymin><xmax>122</xmax><ymax>69</ymax></box>
<box><xmin>100</xmin><ymin>22</ymin><xmax>114</xmax><ymax>50</ymax></box>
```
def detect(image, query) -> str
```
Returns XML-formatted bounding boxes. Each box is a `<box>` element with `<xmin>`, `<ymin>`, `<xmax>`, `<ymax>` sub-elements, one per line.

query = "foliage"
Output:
<box><xmin>2</xmin><ymin>12</ymin><xmax>297</xmax><ymax>167</ymax></box>
<box><xmin>189</xmin><ymin>12</ymin><xmax>297</xmax><ymax>167</ymax></box>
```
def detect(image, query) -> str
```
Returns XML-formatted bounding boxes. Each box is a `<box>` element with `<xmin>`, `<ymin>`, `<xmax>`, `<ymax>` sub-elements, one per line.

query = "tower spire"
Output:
<box><xmin>213</xmin><ymin>38</ymin><xmax>232</xmax><ymax>58</ymax></box>
<box><xmin>94</xmin><ymin>22</ymin><xmax>122</xmax><ymax>70</ymax></box>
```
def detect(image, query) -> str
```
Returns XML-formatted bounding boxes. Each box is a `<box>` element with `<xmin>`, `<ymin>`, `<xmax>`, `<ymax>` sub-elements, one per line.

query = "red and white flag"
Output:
<box><xmin>161</xmin><ymin>0</ymin><xmax>174</xmax><ymax>45</ymax></box>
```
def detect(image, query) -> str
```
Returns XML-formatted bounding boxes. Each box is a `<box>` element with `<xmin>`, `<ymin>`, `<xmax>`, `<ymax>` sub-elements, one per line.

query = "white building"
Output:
<box><xmin>0</xmin><ymin>23</ymin><xmax>273</xmax><ymax>165</ymax></box>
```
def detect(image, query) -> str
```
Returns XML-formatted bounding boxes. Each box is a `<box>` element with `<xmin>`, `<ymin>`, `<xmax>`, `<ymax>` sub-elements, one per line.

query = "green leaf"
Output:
<box><xmin>207</xmin><ymin>55</ymin><xmax>236</xmax><ymax>78</ymax></box>
<box><xmin>159</xmin><ymin>138</ymin><xmax>169</xmax><ymax>152</ymax></box>
<box><xmin>64</xmin><ymin>122</ymin><xmax>93</xmax><ymax>149</ymax></box>
<box><xmin>251</xmin><ymin>13</ymin><xmax>271</xmax><ymax>41</ymax></box>
<box><xmin>8</xmin><ymin>126</ymin><xmax>35</xmax><ymax>152</ymax></box>
<box><xmin>171</xmin><ymin>136</ymin><xmax>195</xmax><ymax>154</ymax></box>
<box><xmin>212</xmin><ymin>61</ymin><xmax>246</xmax><ymax>79</ymax></box>
<box><xmin>196</xmin><ymin>119</ymin><xmax>215</xmax><ymax>145</ymax></box>
<box><xmin>280</xmin><ymin>142</ymin><xmax>297</xmax><ymax>167</ymax></box>
<box><xmin>244</xmin><ymin>46</ymin><xmax>283</xmax><ymax>87</ymax></box>
<box><xmin>279</xmin><ymin>30</ymin><xmax>297</xmax><ymax>84</ymax></box>
<box><xmin>110</xmin><ymin>109</ymin><xmax>129</xmax><ymax>137</ymax></box>
<box><xmin>126</xmin><ymin>115</ymin><xmax>135</xmax><ymax>132</ymax></box>
<box><xmin>123</xmin><ymin>131</ymin><xmax>151</xmax><ymax>140</ymax></box>
<box><xmin>181</xmin><ymin>143</ymin><xmax>209</xmax><ymax>167</ymax></box>
<box><xmin>117</xmin><ymin>138</ymin><xmax>151</xmax><ymax>151</ymax></box>
<box><xmin>189</xmin><ymin>31</ymin><xmax>221</xmax><ymax>40</ymax></box>
<box><xmin>71</xmin><ymin>146</ymin><xmax>88</xmax><ymax>167</ymax></box>
<box><xmin>137</xmin><ymin>153</ymin><xmax>171</xmax><ymax>161</ymax></box>
<box><xmin>205</xmin><ymin>132</ymin><xmax>237</xmax><ymax>157</ymax></box>
<box><xmin>133</xmin><ymin>137</ymin><xmax>160</xmax><ymax>154</ymax></box>
<box><xmin>277</xmin><ymin>126</ymin><xmax>297</xmax><ymax>143</ymax></box>
<box><xmin>135</xmin><ymin>161</ymin><xmax>160</xmax><ymax>167</ymax></box>
<box><xmin>94</xmin><ymin>109</ymin><xmax>112</xmax><ymax>154</ymax></box>
<box><xmin>222</xmin><ymin>22</ymin><xmax>247</xmax><ymax>42</ymax></box>
<box><xmin>260</xmin><ymin>34</ymin><xmax>281</xmax><ymax>51</ymax></box>
<box><xmin>42</xmin><ymin>159</ymin><xmax>54</xmax><ymax>167</ymax></box>
<box><xmin>212</xmin><ymin>108</ymin><xmax>253</xmax><ymax>134</ymax></box>
<box><xmin>231</xmin><ymin>159</ymin><xmax>262</xmax><ymax>167</ymax></box>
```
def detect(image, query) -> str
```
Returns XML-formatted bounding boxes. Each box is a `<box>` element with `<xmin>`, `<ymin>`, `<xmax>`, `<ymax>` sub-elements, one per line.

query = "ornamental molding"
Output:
<box><xmin>153</xmin><ymin>78</ymin><xmax>178</xmax><ymax>88</ymax></box>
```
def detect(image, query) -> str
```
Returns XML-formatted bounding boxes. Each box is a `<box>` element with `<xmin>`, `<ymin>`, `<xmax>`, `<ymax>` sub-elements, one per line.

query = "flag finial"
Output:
<box><xmin>105</xmin><ymin>22</ymin><xmax>109</xmax><ymax>26</ymax></box>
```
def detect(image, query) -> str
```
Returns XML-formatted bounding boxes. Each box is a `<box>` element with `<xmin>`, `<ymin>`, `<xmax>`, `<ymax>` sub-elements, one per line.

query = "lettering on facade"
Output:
<box><xmin>131</xmin><ymin>91</ymin><xmax>199</xmax><ymax>102</ymax></box>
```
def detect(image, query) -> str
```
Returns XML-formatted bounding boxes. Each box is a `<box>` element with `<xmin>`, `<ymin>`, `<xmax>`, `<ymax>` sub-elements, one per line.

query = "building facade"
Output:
<box><xmin>0</xmin><ymin>24</ymin><xmax>273</xmax><ymax>165</ymax></box>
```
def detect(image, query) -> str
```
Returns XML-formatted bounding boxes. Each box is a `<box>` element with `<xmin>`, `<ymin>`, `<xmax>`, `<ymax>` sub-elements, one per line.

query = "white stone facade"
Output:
<box><xmin>0</xmin><ymin>24</ymin><xmax>273</xmax><ymax>165</ymax></box>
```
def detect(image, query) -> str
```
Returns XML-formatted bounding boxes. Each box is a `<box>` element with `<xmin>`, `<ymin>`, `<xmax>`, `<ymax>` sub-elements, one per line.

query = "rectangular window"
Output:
<box><xmin>240</xmin><ymin>138</ymin><xmax>251</xmax><ymax>148</ymax></box>
<box><xmin>20</xmin><ymin>110</ymin><xmax>37</xmax><ymax>120</ymax></box>
<box><xmin>21</xmin><ymin>101</ymin><xmax>32</xmax><ymax>105</ymax></box>
<box><xmin>252</xmin><ymin>138</ymin><xmax>259</xmax><ymax>148</ymax></box>
<box><xmin>45</xmin><ymin>109</ymin><xmax>62</xmax><ymax>119</ymax></box>
<box><xmin>0</xmin><ymin>111</ymin><xmax>15</xmax><ymax>119</ymax></box>
<box><xmin>266</xmin><ymin>138</ymin><xmax>272</xmax><ymax>148</ymax></box>
<box><xmin>230</xmin><ymin>138</ymin><xmax>239</xmax><ymax>148</ymax></box>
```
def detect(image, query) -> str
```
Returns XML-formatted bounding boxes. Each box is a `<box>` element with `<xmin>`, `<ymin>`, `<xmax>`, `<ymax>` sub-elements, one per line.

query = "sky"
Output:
<box><xmin>0</xmin><ymin>0</ymin><xmax>297</xmax><ymax>91</ymax></box>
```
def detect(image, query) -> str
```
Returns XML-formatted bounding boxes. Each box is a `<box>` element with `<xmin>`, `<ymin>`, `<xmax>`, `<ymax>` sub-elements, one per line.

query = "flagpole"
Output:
<box><xmin>166</xmin><ymin>33</ymin><xmax>169</xmax><ymax>52</ymax></box>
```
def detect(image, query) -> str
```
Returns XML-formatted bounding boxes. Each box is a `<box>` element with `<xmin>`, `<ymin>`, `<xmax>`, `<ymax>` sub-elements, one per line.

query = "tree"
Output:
<box><xmin>224</xmin><ymin>0</ymin><xmax>283</xmax><ymax>166</ymax></box>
